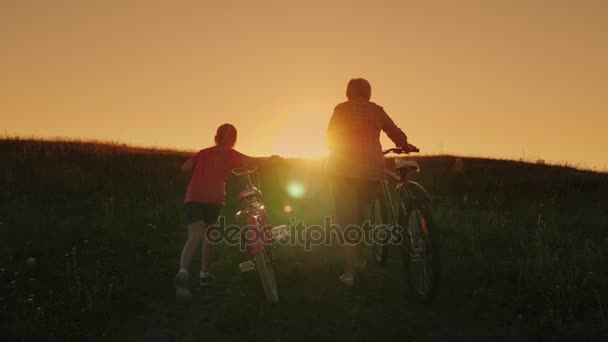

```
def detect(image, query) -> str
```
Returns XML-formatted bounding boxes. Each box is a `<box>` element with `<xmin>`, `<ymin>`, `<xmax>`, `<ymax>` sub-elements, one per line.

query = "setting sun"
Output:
<box><xmin>267</xmin><ymin>113</ymin><xmax>329</xmax><ymax>157</ymax></box>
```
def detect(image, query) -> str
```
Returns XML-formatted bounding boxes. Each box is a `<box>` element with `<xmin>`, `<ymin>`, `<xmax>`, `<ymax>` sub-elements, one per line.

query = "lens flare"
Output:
<box><xmin>284</xmin><ymin>205</ymin><xmax>292</xmax><ymax>213</ymax></box>
<box><xmin>286</xmin><ymin>181</ymin><xmax>306</xmax><ymax>199</ymax></box>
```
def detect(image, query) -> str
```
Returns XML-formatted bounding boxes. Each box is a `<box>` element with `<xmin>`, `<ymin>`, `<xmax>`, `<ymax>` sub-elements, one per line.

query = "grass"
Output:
<box><xmin>0</xmin><ymin>138</ymin><xmax>607</xmax><ymax>341</ymax></box>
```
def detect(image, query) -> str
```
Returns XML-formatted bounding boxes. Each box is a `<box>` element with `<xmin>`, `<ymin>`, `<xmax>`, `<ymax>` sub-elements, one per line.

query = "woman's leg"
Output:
<box><xmin>355</xmin><ymin>180</ymin><xmax>378</xmax><ymax>270</ymax></box>
<box><xmin>331</xmin><ymin>176</ymin><xmax>358</xmax><ymax>278</ymax></box>
<box><xmin>179</xmin><ymin>220</ymin><xmax>205</xmax><ymax>271</ymax></box>
<box><xmin>344</xmin><ymin>240</ymin><xmax>358</xmax><ymax>277</ymax></box>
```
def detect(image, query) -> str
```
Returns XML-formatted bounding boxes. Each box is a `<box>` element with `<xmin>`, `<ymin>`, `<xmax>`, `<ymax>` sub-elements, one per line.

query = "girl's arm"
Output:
<box><xmin>233</xmin><ymin>151</ymin><xmax>282</xmax><ymax>170</ymax></box>
<box><xmin>242</xmin><ymin>155</ymin><xmax>282</xmax><ymax>168</ymax></box>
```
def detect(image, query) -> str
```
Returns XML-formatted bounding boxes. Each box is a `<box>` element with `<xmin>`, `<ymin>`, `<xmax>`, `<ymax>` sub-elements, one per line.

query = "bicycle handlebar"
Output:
<box><xmin>232</xmin><ymin>167</ymin><xmax>259</xmax><ymax>177</ymax></box>
<box><xmin>383</xmin><ymin>147</ymin><xmax>419</xmax><ymax>155</ymax></box>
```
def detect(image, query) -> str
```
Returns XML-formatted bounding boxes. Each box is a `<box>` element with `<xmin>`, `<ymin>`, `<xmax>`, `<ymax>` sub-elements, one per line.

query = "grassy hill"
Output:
<box><xmin>1</xmin><ymin>138</ymin><xmax>607</xmax><ymax>341</ymax></box>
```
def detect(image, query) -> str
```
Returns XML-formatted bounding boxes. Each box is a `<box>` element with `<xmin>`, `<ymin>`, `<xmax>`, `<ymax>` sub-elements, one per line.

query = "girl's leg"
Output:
<box><xmin>179</xmin><ymin>220</ymin><xmax>205</xmax><ymax>271</ymax></box>
<box><xmin>200</xmin><ymin>223</ymin><xmax>214</xmax><ymax>274</ymax></box>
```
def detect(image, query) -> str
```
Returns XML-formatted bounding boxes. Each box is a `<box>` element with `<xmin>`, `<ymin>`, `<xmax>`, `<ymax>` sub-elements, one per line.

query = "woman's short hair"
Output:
<box><xmin>346</xmin><ymin>78</ymin><xmax>372</xmax><ymax>101</ymax></box>
<box><xmin>214</xmin><ymin>123</ymin><xmax>237</xmax><ymax>147</ymax></box>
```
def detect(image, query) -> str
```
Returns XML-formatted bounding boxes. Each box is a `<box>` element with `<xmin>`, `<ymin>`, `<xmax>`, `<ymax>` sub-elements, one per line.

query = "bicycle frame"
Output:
<box><xmin>233</xmin><ymin>170</ymin><xmax>272</xmax><ymax>257</ymax></box>
<box><xmin>233</xmin><ymin>169</ymin><xmax>289</xmax><ymax>256</ymax></box>
<box><xmin>375</xmin><ymin>148</ymin><xmax>441</xmax><ymax>303</ymax></box>
<box><xmin>232</xmin><ymin>167</ymin><xmax>285</xmax><ymax>304</ymax></box>
<box><xmin>380</xmin><ymin>169</ymin><xmax>400</xmax><ymax>226</ymax></box>
<box><xmin>380</xmin><ymin>158</ymin><xmax>432</xmax><ymax>241</ymax></box>
<box><xmin>235</xmin><ymin>203</ymin><xmax>269</xmax><ymax>256</ymax></box>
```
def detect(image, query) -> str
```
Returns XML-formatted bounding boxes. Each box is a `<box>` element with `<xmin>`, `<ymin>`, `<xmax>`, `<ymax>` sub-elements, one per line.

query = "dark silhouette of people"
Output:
<box><xmin>326</xmin><ymin>78</ymin><xmax>416</xmax><ymax>286</ymax></box>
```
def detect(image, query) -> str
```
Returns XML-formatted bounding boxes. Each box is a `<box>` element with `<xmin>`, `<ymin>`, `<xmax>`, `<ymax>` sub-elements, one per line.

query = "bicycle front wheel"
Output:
<box><xmin>255</xmin><ymin>250</ymin><xmax>279</xmax><ymax>304</ymax></box>
<box><xmin>400</xmin><ymin>203</ymin><xmax>440</xmax><ymax>303</ymax></box>
<box><xmin>371</xmin><ymin>192</ymin><xmax>390</xmax><ymax>265</ymax></box>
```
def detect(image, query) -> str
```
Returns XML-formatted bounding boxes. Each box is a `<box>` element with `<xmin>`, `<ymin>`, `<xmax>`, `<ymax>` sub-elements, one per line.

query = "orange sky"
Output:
<box><xmin>2</xmin><ymin>1</ymin><xmax>607</xmax><ymax>169</ymax></box>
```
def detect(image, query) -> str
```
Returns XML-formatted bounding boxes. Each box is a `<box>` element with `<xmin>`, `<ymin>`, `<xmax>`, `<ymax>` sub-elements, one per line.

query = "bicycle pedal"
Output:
<box><xmin>239</xmin><ymin>261</ymin><xmax>255</xmax><ymax>273</ymax></box>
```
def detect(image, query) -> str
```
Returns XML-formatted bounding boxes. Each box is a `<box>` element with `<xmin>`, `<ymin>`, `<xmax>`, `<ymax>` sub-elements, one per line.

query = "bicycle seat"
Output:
<box><xmin>394</xmin><ymin>159</ymin><xmax>420</xmax><ymax>172</ymax></box>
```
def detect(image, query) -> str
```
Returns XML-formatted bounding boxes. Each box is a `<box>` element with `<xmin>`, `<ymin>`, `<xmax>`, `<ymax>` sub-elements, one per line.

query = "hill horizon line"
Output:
<box><xmin>1</xmin><ymin>135</ymin><xmax>605</xmax><ymax>174</ymax></box>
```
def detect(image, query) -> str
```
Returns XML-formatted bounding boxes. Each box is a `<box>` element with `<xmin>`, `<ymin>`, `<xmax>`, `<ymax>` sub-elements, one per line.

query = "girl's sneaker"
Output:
<box><xmin>200</xmin><ymin>273</ymin><xmax>215</xmax><ymax>287</ymax></box>
<box><xmin>174</xmin><ymin>272</ymin><xmax>191</xmax><ymax>301</ymax></box>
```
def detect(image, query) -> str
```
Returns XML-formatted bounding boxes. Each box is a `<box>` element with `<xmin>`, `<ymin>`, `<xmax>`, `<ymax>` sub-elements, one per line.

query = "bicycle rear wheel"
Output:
<box><xmin>371</xmin><ymin>192</ymin><xmax>390</xmax><ymax>265</ymax></box>
<box><xmin>255</xmin><ymin>250</ymin><xmax>279</xmax><ymax>304</ymax></box>
<box><xmin>400</xmin><ymin>203</ymin><xmax>440</xmax><ymax>303</ymax></box>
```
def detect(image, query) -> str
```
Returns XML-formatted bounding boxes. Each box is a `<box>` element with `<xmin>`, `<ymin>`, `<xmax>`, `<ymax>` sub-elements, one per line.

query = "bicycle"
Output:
<box><xmin>370</xmin><ymin>147</ymin><xmax>441</xmax><ymax>303</ymax></box>
<box><xmin>232</xmin><ymin>167</ymin><xmax>288</xmax><ymax>304</ymax></box>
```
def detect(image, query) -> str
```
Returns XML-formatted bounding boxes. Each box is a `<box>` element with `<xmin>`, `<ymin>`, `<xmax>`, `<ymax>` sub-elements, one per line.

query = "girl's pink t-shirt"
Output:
<box><xmin>184</xmin><ymin>146</ymin><xmax>246</xmax><ymax>205</ymax></box>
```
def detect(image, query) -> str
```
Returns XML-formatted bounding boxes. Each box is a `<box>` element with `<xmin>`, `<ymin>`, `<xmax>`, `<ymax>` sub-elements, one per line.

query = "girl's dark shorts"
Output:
<box><xmin>183</xmin><ymin>202</ymin><xmax>224</xmax><ymax>225</ymax></box>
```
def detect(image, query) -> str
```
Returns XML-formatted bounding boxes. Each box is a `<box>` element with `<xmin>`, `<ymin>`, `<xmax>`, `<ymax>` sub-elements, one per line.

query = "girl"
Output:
<box><xmin>175</xmin><ymin>123</ymin><xmax>250</xmax><ymax>300</ymax></box>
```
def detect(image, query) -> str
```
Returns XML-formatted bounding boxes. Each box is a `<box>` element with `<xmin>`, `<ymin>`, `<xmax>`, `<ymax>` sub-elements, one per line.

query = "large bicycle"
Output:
<box><xmin>370</xmin><ymin>147</ymin><xmax>441</xmax><ymax>303</ymax></box>
<box><xmin>232</xmin><ymin>167</ymin><xmax>288</xmax><ymax>304</ymax></box>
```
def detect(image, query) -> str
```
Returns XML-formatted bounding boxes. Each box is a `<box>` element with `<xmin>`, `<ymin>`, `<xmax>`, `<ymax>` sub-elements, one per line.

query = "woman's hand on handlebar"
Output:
<box><xmin>383</xmin><ymin>144</ymin><xmax>420</xmax><ymax>155</ymax></box>
<box><xmin>404</xmin><ymin>143</ymin><xmax>419</xmax><ymax>153</ymax></box>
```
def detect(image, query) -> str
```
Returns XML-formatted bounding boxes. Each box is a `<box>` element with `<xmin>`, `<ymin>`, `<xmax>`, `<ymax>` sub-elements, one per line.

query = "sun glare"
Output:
<box><xmin>286</xmin><ymin>181</ymin><xmax>306</xmax><ymax>199</ymax></box>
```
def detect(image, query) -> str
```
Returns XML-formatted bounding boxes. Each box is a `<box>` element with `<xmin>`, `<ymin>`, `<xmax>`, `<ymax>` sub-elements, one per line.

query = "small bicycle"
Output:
<box><xmin>232</xmin><ymin>167</ymin><xmax>288</xmax><ymax>304</ymax></box>
<box><xmin>370</xmin><ymin>147</ymin><xmax>441</xmax><ymax>303</ymax></box>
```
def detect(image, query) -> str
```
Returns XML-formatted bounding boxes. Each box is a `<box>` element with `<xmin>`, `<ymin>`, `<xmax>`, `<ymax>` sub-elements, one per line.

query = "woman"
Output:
<box><xmin>327</xmin><ymin>78</ymin><xmax>417</xmax><ymax>286</ymax></box>
<box><xmin>175</xmin><ymin>123</ymin><xmax>251</xmax><ymax>300</ymax></box>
